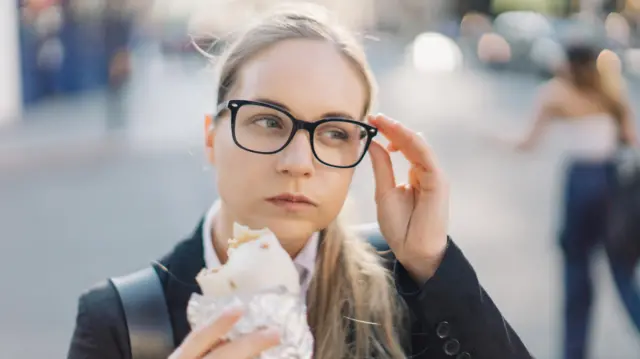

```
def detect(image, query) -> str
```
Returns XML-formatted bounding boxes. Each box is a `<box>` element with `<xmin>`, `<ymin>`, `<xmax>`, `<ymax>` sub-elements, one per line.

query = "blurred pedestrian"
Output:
<box><xmin>517</xmin><ymin>44</ymin><xmax>640</xmax><ymax>359</ymax></box>
<box><xmin>32</xmin><ymin>1</ymin><xmax>65</xmax><ymax>97</ymax></box>
<box><xmin>103</xmin><ymin>0</ymin><xmax>134</xmax><ymax>131</ymax></box>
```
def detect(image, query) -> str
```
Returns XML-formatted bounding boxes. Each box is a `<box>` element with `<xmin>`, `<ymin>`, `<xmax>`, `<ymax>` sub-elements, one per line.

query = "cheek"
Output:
<box><xmin>213</xmin><ymin>129</ymin><xmax>266</xmax><ymax>202</ymax></box>
<box><xmin>315</xmin><ymin>170</ymin><xmax>353</xmax><ymax>220</ymax></box>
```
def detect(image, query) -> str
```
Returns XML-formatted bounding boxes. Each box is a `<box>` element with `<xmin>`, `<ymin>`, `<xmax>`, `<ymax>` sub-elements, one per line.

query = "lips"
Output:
<box><xmin>266</xmin><ymin>193</ymin><xmax>317</xmax><ymax>206</ymax></box>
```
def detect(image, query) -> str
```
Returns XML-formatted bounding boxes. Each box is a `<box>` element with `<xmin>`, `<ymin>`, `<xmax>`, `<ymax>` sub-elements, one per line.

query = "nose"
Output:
<box><xmin>275</xmin><ymin>132</ymin><xmax>315</xmax><ymax>177</ymax></box>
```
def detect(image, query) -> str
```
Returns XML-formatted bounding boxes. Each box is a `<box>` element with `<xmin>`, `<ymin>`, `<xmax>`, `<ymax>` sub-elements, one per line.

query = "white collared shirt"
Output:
<box><xmin>202</xmin><ymin>201</ymin><xmax>319</xmax><ymax>301</ymax></box>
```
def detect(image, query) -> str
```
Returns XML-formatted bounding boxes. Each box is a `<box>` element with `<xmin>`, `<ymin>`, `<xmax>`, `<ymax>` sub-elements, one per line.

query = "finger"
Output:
<box><xmin>368</xmin><ymin>140</ymin><xmax>396</xmax><ymax>200</ymax></box>
<box><xmin>174</xmin><ymin>306</ymin><xmax>244</xmax><ymax>359</ymax></box>
<box><xmin>373</xmin><ymin>115</ymin><xmax>434</xmax><ymax>168</ymax></box>
<box><xmin>370</xmin><ymin>115</ymin><xmax>438</xmax><ymax>171</ymax></box>
<box><xmin>206</xmin><ymin>327</ymin><xmax>281</xmax><ymax>359</ymax></box>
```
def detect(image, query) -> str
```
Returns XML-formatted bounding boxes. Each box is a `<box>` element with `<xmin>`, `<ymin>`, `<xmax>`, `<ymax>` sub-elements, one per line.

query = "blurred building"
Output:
<box><xmin>453</xmin><ymin>0</ymin><xmax>640</xmax><ymax>16</ymax></box>
<box><xmin>0</xmin><ymin>1</ymin><xmax>22</xmax><ymax>125</ymax></box>
<box><xmin>563</xmin><ymin>0</ymin><xmax>640</xmax><ymax>15</ymax></box>
<box><xmin>14</xmin><ymin>0</ymin><xmax>146</xmax><ymax>107</ymax></box>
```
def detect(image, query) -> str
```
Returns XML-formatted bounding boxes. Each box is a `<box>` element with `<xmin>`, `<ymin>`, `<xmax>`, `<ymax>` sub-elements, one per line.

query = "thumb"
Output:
<box><xmin>369</xmin><ymin>140</ymin><xmax>396</xmax><ymax>201</ymax></box>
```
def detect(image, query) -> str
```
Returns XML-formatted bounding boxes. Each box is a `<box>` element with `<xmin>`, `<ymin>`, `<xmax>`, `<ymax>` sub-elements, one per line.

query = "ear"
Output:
<box><xmin>204</xmin><ymin>114</ymin><xmax>216</xmax><ymax>165</ymax></box>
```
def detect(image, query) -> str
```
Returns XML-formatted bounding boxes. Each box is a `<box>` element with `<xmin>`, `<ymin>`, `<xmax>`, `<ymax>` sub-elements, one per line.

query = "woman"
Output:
<box><xmin>517</xmin><ymin>44</ymin><xmax>640</xmax><ymax>359</ymax></box>
<box><xmin>68</xmin><ymin>5</ymin><xmax>531</xmax><ymax>359</ymax></box>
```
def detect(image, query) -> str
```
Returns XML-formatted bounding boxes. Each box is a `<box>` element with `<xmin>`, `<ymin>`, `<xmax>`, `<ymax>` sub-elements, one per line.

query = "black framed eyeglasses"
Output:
<box><xmin>215</xmin><ymin>99</ymin><xmax>378</xmax><ymax>168</ymax></box>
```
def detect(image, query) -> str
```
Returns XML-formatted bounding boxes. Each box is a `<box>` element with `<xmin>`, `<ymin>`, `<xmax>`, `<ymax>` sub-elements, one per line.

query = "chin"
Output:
<box><xmin>259</xmin><ymin>216</ymin><xmax>319</xmax><ymax>243</ymax></box>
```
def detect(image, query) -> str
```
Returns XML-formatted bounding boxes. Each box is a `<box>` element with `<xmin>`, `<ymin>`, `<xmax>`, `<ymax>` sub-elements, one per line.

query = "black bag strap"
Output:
<box><xmin>112</xmin><ymin>224</ymin><xmax>389</xmax><ymax>359</ymax></box>
<box><xmin>110</xmin><ymin>266</ymin><xmax>175</xmax><ymax>359</ymax></box>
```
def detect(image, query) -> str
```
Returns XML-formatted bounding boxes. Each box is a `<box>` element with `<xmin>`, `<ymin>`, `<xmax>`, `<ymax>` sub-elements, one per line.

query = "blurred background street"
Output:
<box><xmin>1</xmin><ymin>0</ymin><xmax>640</xmax><ymax>358</ymax></box>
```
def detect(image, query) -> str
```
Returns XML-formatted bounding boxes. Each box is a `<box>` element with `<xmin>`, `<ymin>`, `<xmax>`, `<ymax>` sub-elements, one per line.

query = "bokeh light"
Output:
<box><xmin>604</xmin><ymin>12</ymin><xmax>631</xmax><ymax>46</ymax></box>
<box><xmin>625</xmin><ymin>49</ymin><xmax>640</xmax><ymax>76</ymax></box>
<box><xmin>477</xmin><ymin>32</ymin><xmax>511</xmax><ymax>64</ymax></box>
<box><xmin>411</xmin><ymin>32</ymin><xmax>463</xmax><ymax>73</ymax></box>
<box><xmin>597</xmin><ymin>49</ymin><xmax>623</xmax><ymax>75</ymax></box>
<box><xmin>530</xmin><ymin>37</ymin><xmax>564</xmax><ymax>73</ymax></box>
<box><xmin>460</xmin><ymin>12</ymin><xmax>493</xmax><ymax>38</ymax></box>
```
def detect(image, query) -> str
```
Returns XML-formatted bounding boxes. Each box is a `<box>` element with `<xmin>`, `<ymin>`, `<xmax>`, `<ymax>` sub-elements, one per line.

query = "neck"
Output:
<box><xmin>211</xmin><ymin>204</ymin><xmax>308</xmax><ymax>262</ymax></box>
<box><xmin>211</xmin><ymin>214</ymin><xmax>231</xmax><ymax>264</ymax></box>
<box><xmin>282</xmin><ymin>239</ymin><xmax>307</xmax><ymax>259</ymax></box>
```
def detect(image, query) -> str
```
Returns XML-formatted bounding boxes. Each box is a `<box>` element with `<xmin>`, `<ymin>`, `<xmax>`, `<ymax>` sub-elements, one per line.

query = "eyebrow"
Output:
<box><xmin>253</xmin><ymin>97</ymin><xmax>360</xmax><ymax>121</ymax></box>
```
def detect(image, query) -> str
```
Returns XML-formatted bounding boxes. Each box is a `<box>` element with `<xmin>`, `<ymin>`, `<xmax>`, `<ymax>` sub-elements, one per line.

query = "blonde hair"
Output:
<box><xmin>212</xmin><ymin>3</ymin><xmax>375</xmax><ymax>113</ymax></box>
<box><xmin>207</xmin><ymin>4</ymin><xmax>406</xmax><ymax>358</ymax></box>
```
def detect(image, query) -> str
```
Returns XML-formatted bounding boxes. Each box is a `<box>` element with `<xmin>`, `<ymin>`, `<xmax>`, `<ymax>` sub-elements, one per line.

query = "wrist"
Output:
<box><xmin>399</xmin><ymin>238</ymin><xmax>448</xmax><ymax>284</ymax></box>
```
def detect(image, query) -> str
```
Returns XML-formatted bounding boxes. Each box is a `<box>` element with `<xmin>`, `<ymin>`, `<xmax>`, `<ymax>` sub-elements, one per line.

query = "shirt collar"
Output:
<box><xmin>202</xmin><ymin>201</ymin><xmax>222</xmax><ymax>270</ymax></box>
<box><xmin>202</xmin><ymin>200</ymin><xmax>319</xmax><ymax>294</ymax></box>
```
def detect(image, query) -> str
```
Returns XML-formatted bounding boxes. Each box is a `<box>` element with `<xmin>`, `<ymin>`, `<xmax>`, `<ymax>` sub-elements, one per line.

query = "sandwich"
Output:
<box><xmin>188</xmin><ymin>222</ymin><xmax>314</xmax><ymax>359</ymax></box>
<box><xmin>195</xmin><ymin>222</ymin><xmax>301</xmax><ymax>297</ymax></box>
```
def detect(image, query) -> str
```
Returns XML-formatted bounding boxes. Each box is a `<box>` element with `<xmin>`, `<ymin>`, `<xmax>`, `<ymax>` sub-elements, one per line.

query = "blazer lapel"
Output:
<box><xmin>161</xmin><ymin>219</ymin><xmax>206</xmax><ymax>346</ymax></box>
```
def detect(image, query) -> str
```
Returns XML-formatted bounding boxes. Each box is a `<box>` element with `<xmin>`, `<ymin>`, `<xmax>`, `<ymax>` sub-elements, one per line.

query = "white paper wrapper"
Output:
<box><xmin>187</xmin><ymin>286</ymin><xmax>313</xmax><ymax>359</ymax></box>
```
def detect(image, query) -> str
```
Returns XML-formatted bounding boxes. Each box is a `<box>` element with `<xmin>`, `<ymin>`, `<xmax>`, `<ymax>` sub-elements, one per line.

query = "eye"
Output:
<box><xmin>325</xmin><ymin>129</ymin><xmax>349</xmax><ymax>140</ymax></box>
<box><xmin>316</xmin><ymin>121</ymin><xmax>366</xmax><ymax>143</ymax></box>
<box><xmin>358</xmin><ymin>128</ymin><xmax>367</xmax><ymax>140</ymax></box>
<box><xmin>317</xmin><ymin>126</ymin><xmax>352</xmax><ymax>142</ymax></box>
<box><xmin>252</xmin><ymin>115</ymin><xmax>284</xmax><ymax>129</ymax></box>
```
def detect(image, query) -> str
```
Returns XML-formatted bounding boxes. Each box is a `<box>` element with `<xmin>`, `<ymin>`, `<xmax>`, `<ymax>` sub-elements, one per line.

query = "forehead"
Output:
<box><xmin>233</xmin><ymin>39</ymin><xmax>367</xmax><ymax>119</ymax></box>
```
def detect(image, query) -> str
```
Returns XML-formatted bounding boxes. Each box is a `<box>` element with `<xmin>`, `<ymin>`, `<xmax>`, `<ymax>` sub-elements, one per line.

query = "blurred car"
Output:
<box><xmin>476</xmin><ymin>11</ymin><xmax>630</xmax><ymax>77</ymax></box>
<box><xmin>491</xmin><ymin>11</ymin><xmax>554</xmax><ymax>73</ymax></box>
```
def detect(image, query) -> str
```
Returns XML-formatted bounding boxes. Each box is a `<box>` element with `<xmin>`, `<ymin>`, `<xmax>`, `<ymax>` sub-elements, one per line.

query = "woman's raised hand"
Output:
<box><xmin>368</xmin><ymin>114</ymin><xmax>449</xmax><ymax>283</ymax></box>
<box><xmin>169</xmin><ymin>306</ymin><xmax>280</xmax><ymax>359</ymax></box>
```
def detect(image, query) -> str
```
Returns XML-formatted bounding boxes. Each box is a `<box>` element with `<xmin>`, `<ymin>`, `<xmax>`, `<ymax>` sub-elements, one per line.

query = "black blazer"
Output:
<box><xmin>67</xmin><ymin>219</ymin><xmax>532</xmax><ymax>359</ymax></box>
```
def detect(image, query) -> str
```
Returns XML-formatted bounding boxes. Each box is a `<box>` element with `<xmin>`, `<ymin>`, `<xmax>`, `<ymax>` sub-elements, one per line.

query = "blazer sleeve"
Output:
<box><xmin>67</xmin><ymin>280</ymin><xmax>131</xmax><ymax>359</ymax></box>
<box><xmin>395</xmin><ymin>238</ymin><xmax>532</xmax><ymax>359</ymax></box>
